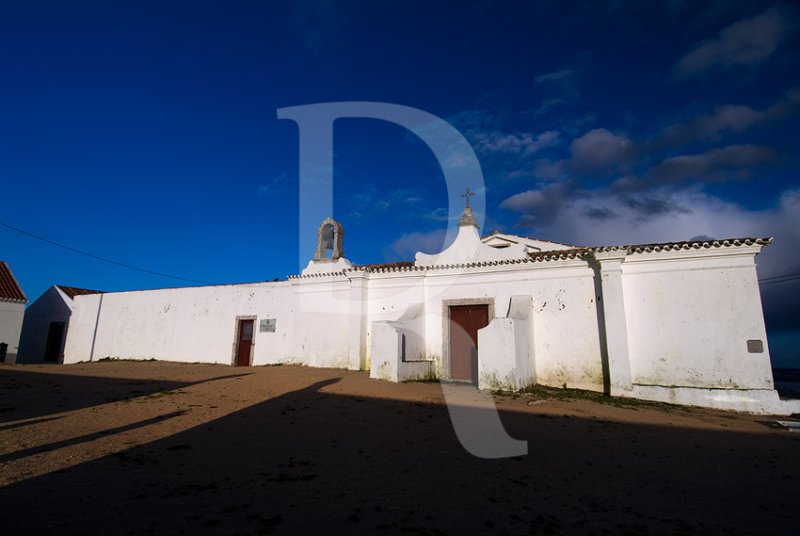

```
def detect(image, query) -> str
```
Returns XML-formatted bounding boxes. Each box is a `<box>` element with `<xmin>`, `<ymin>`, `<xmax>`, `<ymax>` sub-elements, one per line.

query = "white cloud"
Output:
<box><xmin>675</xmin><ymin>6</ymin><xmax>795</xmax><ymax>77</ymax></box>
<box><xmin>424</xmin><ymin>207</ymin><xmax>455</xmax><ymax>222</ymax></box>
<box><xmin>500</xmin><ymin>182</ymin><xmax>800</xmax><ymax>355</ymax></box>
<box><xmin>387</xmin><ymin>229</ymin><xmax>449</xmax><ymax>260</ymax></box>
<box><xmin>534</xmin><ymin>69</ymin><xmax>575</xmax><ymax>87</ymax></box>
<box><xmin>527</xmin><ymin>187</ymin><xmax>800</xmax><ymax>337</ymax></box>
<box><xmin>448</xmin><ymin>109</ymin><xmax>561</xmax><ymax>159</ymax></box>
<box><xmin>470</xmin><ymin>130</ymin><xmax>560</xmax><ymax>157</ymax></box>
<box><xmin>531</xmin><ymin>97</ymin><xmax>568</xmax><ymax>116</ymax></box>
<box><xmin>502</xmin><ymin>185</ymin><xmax>800</xmax><ymax>281</ymax></box>
<box><xmin>258</xmin><ymin>173</ymin><xmax>288</xmax><ymax>195</ymax></box>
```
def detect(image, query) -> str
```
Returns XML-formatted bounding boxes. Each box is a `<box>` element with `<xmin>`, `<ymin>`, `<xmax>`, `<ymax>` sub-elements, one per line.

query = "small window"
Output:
<box><xmin>260</xmin><ymin>318</ymin><xmax>277</xmax><ymax>333</ymax></box>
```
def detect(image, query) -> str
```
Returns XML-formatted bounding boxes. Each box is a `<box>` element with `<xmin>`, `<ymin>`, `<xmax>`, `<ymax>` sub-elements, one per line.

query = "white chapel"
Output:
<box><xmin>53</xmin><ymin>199</ymin><xmax>796</xmax><ymax>415</ymax></box>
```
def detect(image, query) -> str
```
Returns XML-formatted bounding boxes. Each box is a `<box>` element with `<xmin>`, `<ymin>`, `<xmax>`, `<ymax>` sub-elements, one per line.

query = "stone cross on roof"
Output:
<box><xmin>461</xmin><ymin>187</ymin><xmax>475</xmax><ymax>209</ymax></box>
<box><xmin>459</xmin><ymin>187</ymin><xmax>478</xmax><ymax>227</ymax></box>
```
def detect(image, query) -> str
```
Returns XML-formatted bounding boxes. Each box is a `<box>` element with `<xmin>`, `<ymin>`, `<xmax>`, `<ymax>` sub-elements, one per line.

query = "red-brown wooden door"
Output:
<box><xmin>449</xmin><ymin>305</ymin><xmax>488</xmax><ymax>382</ymax></box>
<box><xmin>236</xmin><ymin>319</ymin><xmax>254</xmax><ymax>366</ymax></box>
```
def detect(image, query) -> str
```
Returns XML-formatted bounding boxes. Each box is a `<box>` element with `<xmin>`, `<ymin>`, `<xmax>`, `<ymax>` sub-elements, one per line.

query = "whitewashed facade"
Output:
<box><xmin>17</xmin><ymin>285</ymin><xmax>102</xmax><ymax>364</ymax></box>
<box><xmin>62</xmin><ymin>209</ymin><xmax>797</xmax><ymax>414</ymax></box>
<box><xmin>0</xmin><ymin>261</ymin><xmax>27</xmax><ymax>364</ymax></box>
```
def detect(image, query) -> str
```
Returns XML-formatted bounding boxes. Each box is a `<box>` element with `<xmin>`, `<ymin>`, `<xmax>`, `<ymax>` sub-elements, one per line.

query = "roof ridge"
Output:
<box><xmin>480</xmin><ymin>231</ymin><xmax>577</xmax><ymax>248</ymax></box>
<box><xmin>286</xmin><ymin>237</ymin><xmax>771</xmax><ymax>279</ymax></box>
<box><xmin>591</xmin><ymin>236</ymin><xmax>772</xmax><ymax>254</ymax></box>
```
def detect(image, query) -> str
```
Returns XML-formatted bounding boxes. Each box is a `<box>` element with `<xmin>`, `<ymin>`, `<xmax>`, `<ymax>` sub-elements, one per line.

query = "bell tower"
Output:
<box><xmin>314</xmin><ymin>217</ymin><xmax>345</xmax><ymax>261</ymax></box>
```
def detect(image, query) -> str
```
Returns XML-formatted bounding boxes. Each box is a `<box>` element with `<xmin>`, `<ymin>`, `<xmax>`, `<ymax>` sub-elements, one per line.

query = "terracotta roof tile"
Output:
<box><xmin>56</xmin><ymin>285</ymin><xmax>104</xmax><ymax>299</ymax></box>
<box><xmin>352</xmin><ymin>261</ymin><xmax>416</xmax><ymax>271</ymax></box>
<box><xmin>591</xmin><ymin>237</ymin><xmax>772</xmax><ymax>255</ymax></box>
<box><xmin>287</xmin><ymin>237</ymin><xmax>771</xmax><ymax>279</ymax></box>
<box><xmin>0</xmin><ymin>261</ymin><xmax>27</xmax><ymax>303</ymax></box>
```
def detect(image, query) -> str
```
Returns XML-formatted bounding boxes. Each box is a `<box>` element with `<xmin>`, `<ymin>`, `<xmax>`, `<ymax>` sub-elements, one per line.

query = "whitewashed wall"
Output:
<box><xmin>17</xmin><ymin>286</ymin><xmax>72</xmax><ymax>363</ymax></box>
<box><xmin>61</xmin><ymin>238</ymin><xmax>790</xmax><ymax>413</ymax></box>
<box><xmin>0</xmin><ymin>301</ymin><xmax>25</xmax><ymax>364</ymax></box>
<box><xmin>63</xmin><ymin>278</ymin><xmax>361</xmax><ymax>368</ymax></box>
<box><xmin>623</xmin><ymin>249</ymin><xmax>773</xmax><ymax>390</ymax></box>
<box><xmin>290</xmin><ymin>277</ymin><xmax>352</xmax><ymax>368</ymax></box>
<box><xmin>401</xmin><ymin>263</ymin><xmax>603</xmax><ymax>392</ymax></box>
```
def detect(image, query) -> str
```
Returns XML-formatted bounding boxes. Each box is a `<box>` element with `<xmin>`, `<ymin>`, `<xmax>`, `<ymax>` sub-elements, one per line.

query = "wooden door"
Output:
<box><xmin>236</xmin><ymin>319</ymin><xmax>254</xmax><ymax>366</ymax></box>
<box><xmin>44</xmin><ymin>321</ymin><xmax>66</xmax><ymax>363</ymax></box>
<box><xmin>449</xmin><ymin>305</ymin><xmax>488</xmax><ymax>382</ymax></box>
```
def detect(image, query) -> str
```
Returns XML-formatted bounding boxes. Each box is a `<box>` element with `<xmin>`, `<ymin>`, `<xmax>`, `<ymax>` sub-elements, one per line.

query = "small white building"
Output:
<box><xmin>0</xmin><ymin>261</ymin><xmax>27</xmax><ymax>364</ymax></box>
<box><xmin>17</xmin><ymin>285</ymin><xmax>103</xmax><ymax>364</ymax></box>
<box><xmin>61</xmin><ymin>206</ymin><xmax>797</xmax><ymax>414</ymax></box>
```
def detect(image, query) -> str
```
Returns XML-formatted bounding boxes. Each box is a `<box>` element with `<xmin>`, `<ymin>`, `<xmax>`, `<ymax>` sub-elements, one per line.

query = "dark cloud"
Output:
<box><xmin>619</xmin><ymin>195</ymin><xmax>689</xmax><ymax>219</ymax></box>
<box><xmin>499</xmin><ymin>180</ymin><xmax>580</xmax><ymax>226</ymax></box>
<box><xmin>762</xmin><ymin>86</ymin><xmax>800</xmax><ymax>122</ymax></box>
<box><xmin>656</xmin><ymin>87</ymin><xmax>800</xmax><ymax>147</ymax></box>
<box><xmin>569</xmin><ymin>128</ymin><xmax>636</xmax><ymax>175</ymax></box>
<box><xmin>674</xmin><ymin>5</ymin><xmax>796</xmax><ymax>77</ymax></box>
<box><xmin>650</xmin><ymin>144</ymin><xmax>776</xmax><ymax>182</ymax></box>
<box><xmin>658</xmin><ymin>105</ymin><xmax>762</xmax><ymax>146</ymax></box>
<box><xmin>610</xmin><ymin>175</ymin><xmax>652</xmax><ymax>194</ymax></box>
<box><xmin>531</xmin><ymin>159</ymin><xmax>567</xmax><ymax>181</ymax></box>
<box><xmin>582</xmin><ymin>206</ymin><xmax>618</xmax><ymax>221</ymax></box>
<box><xmin>762</xmin><ymin>281</ymin><xmax>800</xmax><ymax>332</ymax></box>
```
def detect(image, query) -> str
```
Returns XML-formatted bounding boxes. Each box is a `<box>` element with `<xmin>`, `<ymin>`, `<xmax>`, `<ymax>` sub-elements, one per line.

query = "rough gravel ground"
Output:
<box><xmin>1</xmin><ymin>361</ymin><xmax>798</xmax><ymax>535</ymax></box>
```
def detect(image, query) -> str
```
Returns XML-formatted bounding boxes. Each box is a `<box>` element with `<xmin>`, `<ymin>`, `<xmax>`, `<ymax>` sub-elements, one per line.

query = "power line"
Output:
<box><xmin>4</xmin><ymin>217</ymin><xmax>796</xmax><ymax>288</ymax></box>
<box><xmin>0</xmin><ymin>220</ymin><xmax>214</xmax><ymax>285</ymax></box>
<box><xmin>759</xmin><ymin>272</ymin><xmax>800</xmax><ymax>285</ymax></box>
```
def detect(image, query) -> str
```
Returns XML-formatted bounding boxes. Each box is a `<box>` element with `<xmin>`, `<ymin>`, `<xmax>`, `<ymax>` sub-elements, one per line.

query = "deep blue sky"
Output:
<box><xmin>1</xmin><ymin>1</ymin><xmax>799</xmax><ymax>365</ymax></box>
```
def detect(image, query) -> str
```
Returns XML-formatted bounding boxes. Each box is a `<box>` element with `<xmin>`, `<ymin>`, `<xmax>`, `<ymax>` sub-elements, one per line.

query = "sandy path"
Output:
<box><xmin>1</xmin><ymin>362</ymin><xmax>798</xmax><ymax>535</ymax></box>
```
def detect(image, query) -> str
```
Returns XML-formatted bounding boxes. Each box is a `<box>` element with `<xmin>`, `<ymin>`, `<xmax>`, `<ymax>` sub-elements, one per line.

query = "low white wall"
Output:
<box><xmin>478</xmin><ymin>319</ymin><xmax>521</xmax><ymax>390</ymax></box>
<box><xmin>0</xmin><ymin>301</ymin><xmax>25</xmax><ymax>364</ymax></box>
<box><xmin>477</xmin><ymin>295</ymin><xmax>534</xmax><ymax>391</ymax></box>
<box><xmin>64</xmin><ymin>279</ymin><xmax>355</xmax><ymax>368</ymax></box>
<box><xmin>369</xmin><ymin>321</ymin><xmax>433</xmax><ymax>382</ymax></box>
<box><xmin>365</xmin><ymin>275</ymin><xmax>427</xmax><ymax>367</ymax></box>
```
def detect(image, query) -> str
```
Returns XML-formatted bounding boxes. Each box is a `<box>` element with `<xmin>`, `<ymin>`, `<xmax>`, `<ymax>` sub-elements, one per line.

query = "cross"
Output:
<box><xmin>461</xmin><ymin>187</ymin><xmax>476</xmax><ymax>209</ymax></box>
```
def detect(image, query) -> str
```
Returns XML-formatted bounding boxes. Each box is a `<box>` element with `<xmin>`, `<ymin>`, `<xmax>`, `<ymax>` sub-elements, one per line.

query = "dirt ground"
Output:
<box><xmin>1</xmin><ymin>362</ymin><xmax>798</xmax><ymax>535</ymax></box>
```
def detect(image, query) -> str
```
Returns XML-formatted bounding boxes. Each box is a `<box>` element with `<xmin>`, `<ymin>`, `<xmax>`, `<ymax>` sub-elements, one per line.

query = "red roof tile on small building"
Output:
<box><xmin>0</xmin><ymin>261</ymin><xmax>27</xmax><ymax>303</ymax></box>
<box><xmin>56</xmin><ymin>285</ymin><xmax>104</xmax><ymax>299</ymax></box>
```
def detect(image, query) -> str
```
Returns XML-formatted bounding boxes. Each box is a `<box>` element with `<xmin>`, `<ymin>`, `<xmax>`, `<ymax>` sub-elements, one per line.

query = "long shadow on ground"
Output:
<box><xmin>1</xmin><ymin>376</ymin><xmax>799</xmax><ymax>535</ymax></box>
<box><xmin>0</xmin><ymin>367</ymin><xmax>250</xmax><ymax>423</ymax></box>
